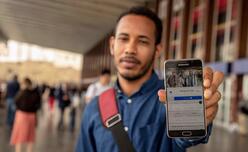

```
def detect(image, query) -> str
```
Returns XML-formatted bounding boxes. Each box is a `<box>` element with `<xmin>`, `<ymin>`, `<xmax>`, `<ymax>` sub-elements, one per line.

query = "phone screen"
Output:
<box><xmin>165</xmin><ymin>59</ymin><xmax>206</xmax><ymax>137</ymax></box>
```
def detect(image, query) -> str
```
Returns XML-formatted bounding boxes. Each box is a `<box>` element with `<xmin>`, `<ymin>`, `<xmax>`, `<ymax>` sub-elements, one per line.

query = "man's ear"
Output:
<box><xmin>109</xmin><ymin>36</ymin><xmax>115</xmax><ymax>55</ymax></box>
<box><xmin>155</xmin><ymin>44</ymin><xmax>162</xmax><ymax>58</ymax></box>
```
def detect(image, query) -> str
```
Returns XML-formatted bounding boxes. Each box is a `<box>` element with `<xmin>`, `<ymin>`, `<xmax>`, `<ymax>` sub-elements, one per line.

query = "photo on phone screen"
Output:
<box><xmin>164</xmin><ymin>59</ymin><xmax>206</xmax><ymax>138</ymax></box>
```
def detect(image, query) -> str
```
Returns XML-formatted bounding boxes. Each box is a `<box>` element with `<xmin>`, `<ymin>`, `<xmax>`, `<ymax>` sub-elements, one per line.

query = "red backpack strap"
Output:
<box><xmin>98</xmin><ymin>88</ymin><xmax>136</xmax><ymax>152</ymax></box>
<box><xmin>98</xmin><ymin>88</ymin><xmax>121</xmax><ymax>128</ymax></box>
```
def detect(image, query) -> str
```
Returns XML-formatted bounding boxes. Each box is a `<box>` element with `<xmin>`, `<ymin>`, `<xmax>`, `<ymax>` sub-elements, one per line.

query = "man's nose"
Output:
<box><xmin>124</xmin><ymin>40</ymin><xmax>137</xmax><ymax>54</ymax></box>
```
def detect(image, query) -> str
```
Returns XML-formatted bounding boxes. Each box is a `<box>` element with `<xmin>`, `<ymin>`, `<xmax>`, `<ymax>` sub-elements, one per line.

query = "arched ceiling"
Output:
<box><xmin>0</xmin><ymin>0</ymin><xmax>153</xmax><ymax>54</ymax></box>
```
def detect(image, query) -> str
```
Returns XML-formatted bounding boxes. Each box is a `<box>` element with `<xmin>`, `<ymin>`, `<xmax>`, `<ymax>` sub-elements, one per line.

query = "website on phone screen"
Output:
<box><xmin>166</xmin><ymin>66</ymin><xmax>205</xmax><ymax>131</ymax></box>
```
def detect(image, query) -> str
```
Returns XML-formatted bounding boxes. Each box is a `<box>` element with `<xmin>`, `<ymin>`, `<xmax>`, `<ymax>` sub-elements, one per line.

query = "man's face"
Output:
<box><xmin>110</xmin><ymin>15</ymin><xmax>160</xmax><ymax>81</ymax></box>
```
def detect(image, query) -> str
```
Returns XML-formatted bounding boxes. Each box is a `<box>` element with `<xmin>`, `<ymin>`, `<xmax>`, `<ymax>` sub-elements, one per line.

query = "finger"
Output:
<box><xmin>206</xmin><ymin>107</ymin><xmax>218</xmax><ymax>125</ymax></box>
<box><xmin>205</xmin><ymin>91</ymin><xmax>221</xmax><ymax>109</ymax></box>
<box><xmin>206</xmin><ymin>104</ymin><xmax>218</xmax><ymax>125</ymax></box>
<box><xmin>206</xmin><ymin>104</ymin><xmax>218</xmax><ymax>118</ymax></box>
<box><xmin>204</xmin><ymin>89</ymin><xmax>212</xmax><ymax>100</ymax></box>
<box><xmin>158</xmin><ymin>89</ymin><xmax>166</xmax><ymax>104</ymax></box>
<box><xmin>203</xmin><ymin>67</ymin><xmax>213</xmax><ymax>88</ymax></box>
<box><xmin>209</xmin><ymin>71</ymin><xmax>224</xmax><ymax>93</ymax></box>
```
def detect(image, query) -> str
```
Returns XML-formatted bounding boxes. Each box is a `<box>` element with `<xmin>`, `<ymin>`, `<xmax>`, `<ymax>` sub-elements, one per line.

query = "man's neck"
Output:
<box><xmin>118</xmin><ymin>70</ymin><xmax>153</xmax><ymax>97</ymax></box>
<box><xmin>99</xmin><ymin>80</ymin><xmax>108</xmax><ymax>86</ymax></box>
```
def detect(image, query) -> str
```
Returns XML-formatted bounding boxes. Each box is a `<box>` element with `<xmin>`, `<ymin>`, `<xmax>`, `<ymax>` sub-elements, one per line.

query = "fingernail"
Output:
<box><xmin>204</xmin><ymin>79</ymin><xmax>210</xmax><ymax>87</ymax></box>
<box><xmin>204</xmin><ymin>89</ymin><xmax>212</xmax><ymax>99</ymax></box>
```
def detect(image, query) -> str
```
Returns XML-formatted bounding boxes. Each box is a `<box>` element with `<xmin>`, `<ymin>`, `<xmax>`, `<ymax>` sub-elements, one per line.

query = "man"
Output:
<box><xmin>76</xmin><ymin>6</ymin><xmax>224</xmax><ymax>152</ymax></box>
<box><xmin>56</xmin><ymin>83</ymin><xmax>71</xmax><ymax>130</ymax></box>
<box><xmin>167</xmin><ymin>71</ymin><xmax>177</xmax><ymax>87</ymax></box>
<box><xmin>5</xmin><ymin>74</ymin><xmax>20</xmax><ymax>132</ymax></box>
<box><xmin>85</xmin><ymin>69</ymin><xmax>111</xmax><ymax>104</ymax></box>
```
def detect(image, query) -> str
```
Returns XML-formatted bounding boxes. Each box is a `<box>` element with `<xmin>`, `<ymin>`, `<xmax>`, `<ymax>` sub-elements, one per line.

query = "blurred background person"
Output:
<box><xmin>69</xmin><ymin>88</ymin><xmax>81</xmax><ymax>132</ymax></box>
<box><xmin>85</xmin><ymin>69</ymin><xmax>111</xmax><ymax>104</ymax></box>
<box><xmin>48</xmin><ymin>86</ymin><xmax>55</xmax><ymax>114</ymax></box>
<box><xmin>0</xmin><ymin>80</ymin><xmax>6</xmax><ymax>108</ymax></box>
<box><xmin>5</xmin><ymin>74</ymin><xmax>20</xmax><ymax>133</ymax></box>
<box><xmin>10</xmin><ymin>77</ymin><xmax>41</xmax><ymax>152</ymax></box>
<box><xmin>56</xmin><ymin>83</ymin><xmax>71</xmax><ymax>130</ymax></box>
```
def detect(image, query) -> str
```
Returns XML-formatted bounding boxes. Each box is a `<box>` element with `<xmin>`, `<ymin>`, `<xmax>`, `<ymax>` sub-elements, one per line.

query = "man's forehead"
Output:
<box><xmin>115</xmin><ymin>14</ymin><xmax>156</xmax><ymax>34</ymax></box>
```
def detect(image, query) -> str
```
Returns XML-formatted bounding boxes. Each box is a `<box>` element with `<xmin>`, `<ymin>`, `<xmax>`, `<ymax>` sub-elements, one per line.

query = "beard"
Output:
<box><xmin>118</xmin><ymin>52</ymin><xmax>156</xmax><ymax>81</ymax></box>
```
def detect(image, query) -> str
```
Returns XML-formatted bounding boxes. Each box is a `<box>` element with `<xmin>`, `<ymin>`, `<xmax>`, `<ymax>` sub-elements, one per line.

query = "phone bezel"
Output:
<box><xmin>164</xmin><ymin>59</ymin><xmax>207</xmax><ymax>138</ymax></box>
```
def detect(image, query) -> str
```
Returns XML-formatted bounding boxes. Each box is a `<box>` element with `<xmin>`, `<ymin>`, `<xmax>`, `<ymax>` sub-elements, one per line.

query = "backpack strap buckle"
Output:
<box><xmin>105</xmin><ymin>114</ymin><xmax>121</xmax><ymax>128</ymax></box>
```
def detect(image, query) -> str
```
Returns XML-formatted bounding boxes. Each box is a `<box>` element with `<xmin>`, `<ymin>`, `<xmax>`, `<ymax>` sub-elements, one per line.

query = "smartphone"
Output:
<box><xmin>164</xmin><ymin>59</ymin><xmax>206</xmax><ymax>138</ymax></box>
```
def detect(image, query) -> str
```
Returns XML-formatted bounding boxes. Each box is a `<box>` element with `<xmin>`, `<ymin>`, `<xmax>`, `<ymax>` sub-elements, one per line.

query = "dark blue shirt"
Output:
<box><xmin>76</xmin><ymin>72</ymin><xmax>211</xmax><ymax>152</ymax></box>
<box><xmin>6</xmin><ymin>80</ymin><xmax>20</xmax><ymax>99</ymax></box>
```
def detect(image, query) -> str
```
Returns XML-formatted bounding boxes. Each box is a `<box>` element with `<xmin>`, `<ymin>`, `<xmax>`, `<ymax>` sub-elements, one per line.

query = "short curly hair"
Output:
<box><xmin>114</xmin><ymin>6</ymin><xmax>163</xmax><ymax>45</ymax></box>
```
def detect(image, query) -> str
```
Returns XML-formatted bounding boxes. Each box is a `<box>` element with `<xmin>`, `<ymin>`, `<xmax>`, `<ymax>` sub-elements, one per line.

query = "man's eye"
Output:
<box><xmin>139</xmin><ymin>40</ymin><xmax>149</xmax><ymax>44</ymax></box>
<box><xmin>118</xmin><ymin>37</ymin><xmax>128</xmax><ymax>41</ymax></box>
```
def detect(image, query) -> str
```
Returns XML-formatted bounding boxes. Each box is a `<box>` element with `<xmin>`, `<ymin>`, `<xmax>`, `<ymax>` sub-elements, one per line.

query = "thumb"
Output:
<box><xmin>158</xmin><ymin>89</ymin><xmax>167</xmax><ymax>104</ymax></box>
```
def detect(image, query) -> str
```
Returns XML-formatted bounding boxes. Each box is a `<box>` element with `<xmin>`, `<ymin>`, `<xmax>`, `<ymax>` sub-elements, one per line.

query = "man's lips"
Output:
<box><xmin>120</xmin><ymin>57</ymin><xmax>141</xmax><ymax>68</ymax></box>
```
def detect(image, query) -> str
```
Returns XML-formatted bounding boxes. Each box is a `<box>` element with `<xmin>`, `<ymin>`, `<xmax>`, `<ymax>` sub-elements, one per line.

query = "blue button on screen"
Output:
<box><xmin>174</xmin><ymin>96</ymin><xmax>202</xmax><ymax>100</ymax></box>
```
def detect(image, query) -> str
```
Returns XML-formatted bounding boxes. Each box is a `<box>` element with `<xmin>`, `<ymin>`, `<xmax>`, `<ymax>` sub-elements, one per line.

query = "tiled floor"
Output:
<box><xmin>188</xmin><ymin>127</ymin><xmax>248</xmax><ymax>152</ymax></box>
<box><xmin>0</xmin><ymin>102</ymin><xmax>82</xmax><ymax>152</ymax></box>
<box><xmin>1</xmin><ymin>104</ymin><xmax>248</xmax><ymax>152</ymax></box>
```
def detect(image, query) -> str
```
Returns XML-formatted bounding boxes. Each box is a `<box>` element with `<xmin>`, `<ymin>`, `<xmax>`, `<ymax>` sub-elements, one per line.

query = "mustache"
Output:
<box><xmin>120</xmin><ymin>56</ymin><xmax>141</xmax><ymax>64</ymax></box>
